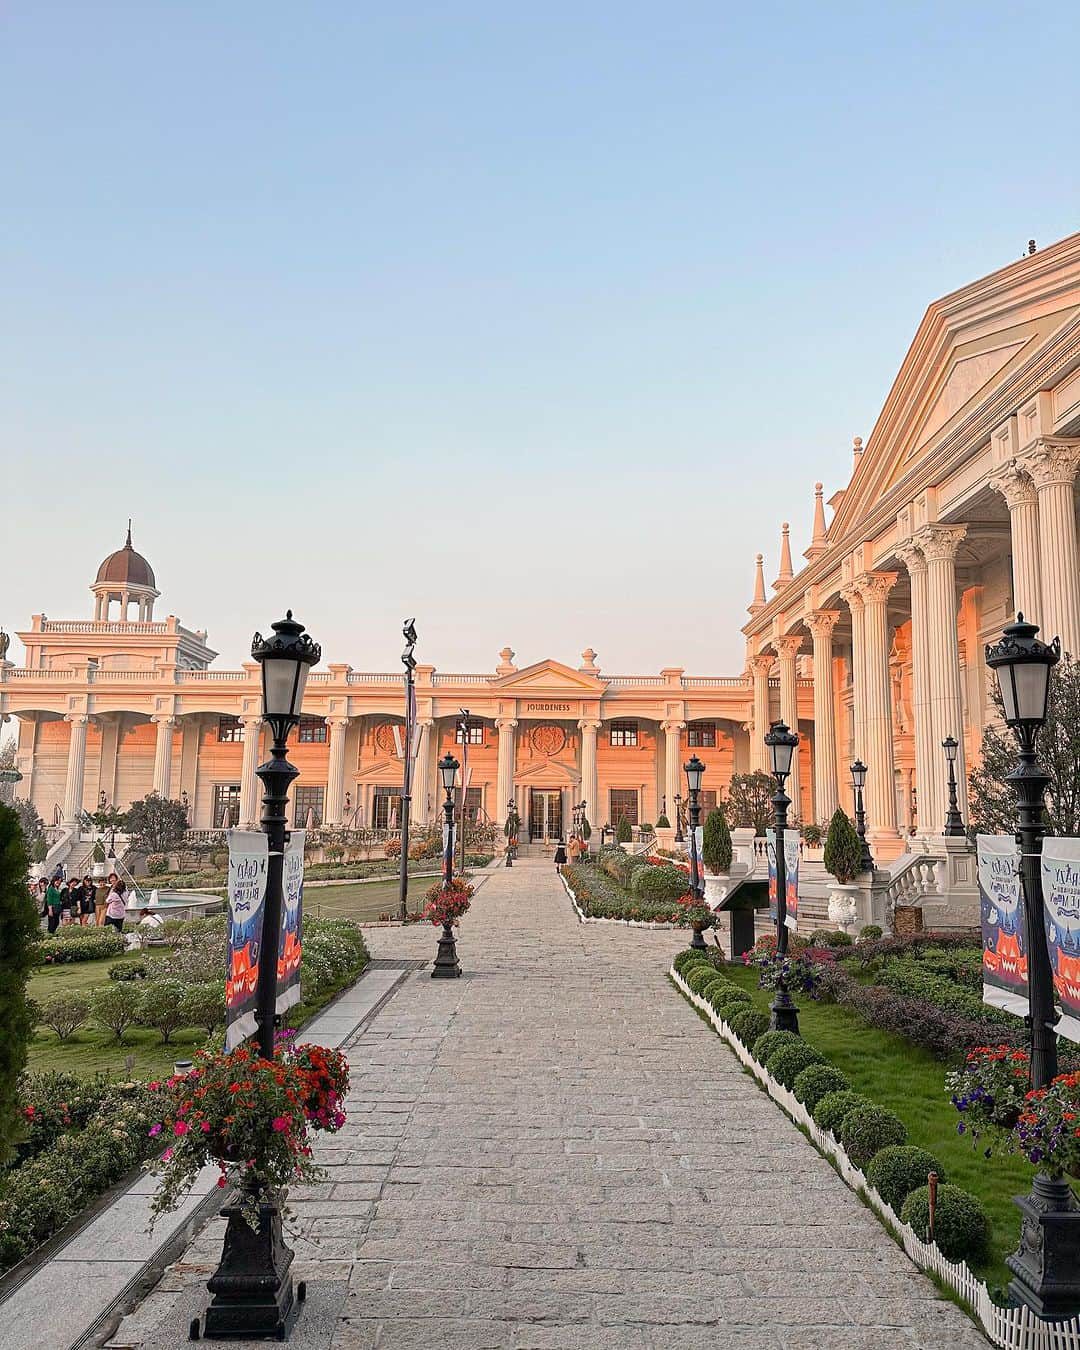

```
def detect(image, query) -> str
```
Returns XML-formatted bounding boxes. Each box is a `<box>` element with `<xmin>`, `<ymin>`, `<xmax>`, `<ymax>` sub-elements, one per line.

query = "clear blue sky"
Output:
<box><xmin>5</xmin><ymin>2</ymin><xmax>1080</xmax><ymax>674</ymax></box>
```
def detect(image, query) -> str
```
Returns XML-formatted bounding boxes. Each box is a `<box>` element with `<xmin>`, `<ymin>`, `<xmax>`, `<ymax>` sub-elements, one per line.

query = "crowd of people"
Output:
<box><xmin>31</xmin><ymin>870</ymin><xmax>129</xmax><ymax>933</ymax></box>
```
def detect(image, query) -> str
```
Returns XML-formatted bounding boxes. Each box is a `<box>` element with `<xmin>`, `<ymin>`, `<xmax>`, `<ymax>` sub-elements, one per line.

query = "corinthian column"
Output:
<box><xmin>239</xmin><ymin>716</ymin><xmax>263</xmax><ymax>827</ymax></box>
<box><xmin>775</xmin><ymin>636</ymin><xmax>803</xmax><ymax>819</ymax></box>
<box><xmin>151</xmin><ymin>715</ymin><xmax>176</xmax><ymax>798</ymax></box>
<box><xmin>988</xmin><ymin>460</ymin><xmax>1042</xmax><ymax>626</ymax></box>
<box><xmin>895</xmin><ymin>540</ymin><xmax>935</xmax><ymax>835</ymax></box>
<box><xmin>63</xmin><ymin>714</ymin><xmax>89</xmax><ymax>823</ymax></box>
<box><xmin>1021</xmin><ymin>438</ymin><xmax>1080</xmax><ymax>658</ymax></box>
<box><xmin>806</xmin><ymin>612</ymin><xmax>840</xmax><ymax>823</ymax></box>
<box><xmin>749</xmin><ymin>655</ymin><xmax>772</xmax><ymax>772</ymax></box>
<box><xmin>661</xmin><ymin>721</ymin><xmax>685</xmax><ymax>820</ymax></box>
<box><xmin>918</xmin><ymin>524</ymin><xmax>968</xmax><ymax>832</ymax></box>
<box><xmin>856</xmin><ymin>573</ymin><xmax>899</xmax><ymax>840</ymax></box>
<box><xmin>578</xmin><ymin>720</ymin><xmax>599</xmax><ymax>830</ymax></box>
<box><xmin>496</xmin><ymin>719</ymin><xmax>519</xmax><ymax>825</ymax></box>
<box><xmin>323</xmin><ymin>717</ymin><xmax>350</xmax><ymax>825</ymax></box>
<box><xmin>840</xmin><ymin>584</ymin><xmax>866</xmax><ymax>762</ymax></box>
<box><xmin>412</xmin><ymin>720</ymin><xmax>433</xmax><ymax>825</ymax></box>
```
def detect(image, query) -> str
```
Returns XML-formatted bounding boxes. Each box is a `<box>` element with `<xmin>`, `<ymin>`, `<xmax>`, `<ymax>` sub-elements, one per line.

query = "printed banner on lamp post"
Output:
<box><xmin>1041</xmin><ymin>836</ymin><xmax>1080</xmax><ymax>1045</ymax></box>
<box><xmin>765</xmin><ymin>830</ymin><xmax>799</xmax><ymax>930</ymax></box>
<box><xmin>977</xmin><ymin>834</ymin><xmax>1028</xmax><ymax>1019</ymax></box>
<box><xmin>767</xmin><ymin>828</ymin><xmax>777</xmax><ymax>922</ymax></box>
<box><xmin>225</xmin><ymin>830</ymin><xmax>269</xmax><ymax>1052</ymax></box>
<box><xmin>276</xmin><ymin>829</ymin><xmax>305</xmax><ymax>1016</ymax></box>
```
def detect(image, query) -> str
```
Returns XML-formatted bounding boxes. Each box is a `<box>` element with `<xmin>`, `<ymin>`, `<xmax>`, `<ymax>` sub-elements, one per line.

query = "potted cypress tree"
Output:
<box><xmin>701</xmin><ymin>805</ymin><xmax>734</xmax><ymax>912</ymax></box>
<box><xmin>822</xmin><ymin>807</ymin><xmax>865</xmax><ymax>929</ymax></box>
<box><xmin>615</xmin><ymin>816</ymin><xmax>633</xmax><ymax>851</ymax></box>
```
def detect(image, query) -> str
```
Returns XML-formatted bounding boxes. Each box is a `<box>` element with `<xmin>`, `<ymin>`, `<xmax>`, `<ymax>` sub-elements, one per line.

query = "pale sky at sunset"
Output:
<box><xmin>5</xmin><ymin>2</ymin><xmax>1080</xmax><ymax>675</ymax></box>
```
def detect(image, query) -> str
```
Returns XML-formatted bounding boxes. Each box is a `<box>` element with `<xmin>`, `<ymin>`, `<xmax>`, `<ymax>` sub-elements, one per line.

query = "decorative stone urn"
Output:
<box><xmin>826</xmin><ymin>883</ymin><xmax>860</xmax><ymax>929</ymax></box>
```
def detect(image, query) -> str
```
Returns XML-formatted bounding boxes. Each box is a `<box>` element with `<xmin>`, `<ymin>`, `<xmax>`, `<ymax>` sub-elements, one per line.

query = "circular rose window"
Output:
<box><xmin>531</xmin><ymin>724</ymin><xmax>566</xmax><ymax>756</ymax></box>
<box><xmin>374</xmin><ymin>723</ymin><xmax>400</xmax><ymax>755</ymax></box>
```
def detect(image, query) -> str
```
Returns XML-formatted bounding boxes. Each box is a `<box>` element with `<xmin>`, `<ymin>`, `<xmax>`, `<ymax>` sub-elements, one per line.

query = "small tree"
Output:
<box><xmin>702</xmin><ymin>807</ymin><xmax>733</xmax><ymax>875</ymax></box>
<box><xmin>124</xmin><ymin>793</ymin><xmax>188</xmax><ymax>856</ymax></box>
<box><xmin>822</xmin><ymin>808</ymin><xmax>864</xmax><ymax>883</ymax></box>
<box><xmin>178</xmin><ymin>981</ymin><xmax>226</xmax><ymax>1037</ymax></box>
<box><xmin>615</xmin><ymin>816</ymin><xmax>633</xmax><ymax>844</ymax></box>
<box><xmin>92</xmin><ymin>982</ymin><xmax>141</xmax><ymax>1044</ymax></box>
<box><xmin>0</xmin><ymin>804</ymin><xmax>41</xmax><ymax>1164</ymax></box>
<box><xmin>656</xmin><ymin>813</ymin><xmax>670</xmax><ymax>829</ymax></box>
<box><xmin>726</xmin><ymin>772</ymin><xmax>776</xmax><ymax>835</ymax></box>
<box><xmin>11</xmin><ymin>797</ymin><xmax>43</xmax><ymax>853</ymax></box>
<box><xmin>39</xmin><ymin>992</ymin><xmax>91</xmax><ymax>1042</ymax></box>
<box><xmin>137</xmin><ymin>979</ymin><xmax>188</xmax><ymax>1045</ymax></box>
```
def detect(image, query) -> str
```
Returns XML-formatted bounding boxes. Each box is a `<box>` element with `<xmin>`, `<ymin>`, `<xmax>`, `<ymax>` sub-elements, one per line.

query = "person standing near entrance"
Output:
<box><xmin>45</xmin><ymin>877</ymin><xmax>65</xmax><ymax>934</ymax></box>
<box><xmin>104</xmin><ymin>878</ymin><xmax>127</xmax><ymax>931</ymax></box>
<box><xmin>553</xmin><ymin>838</ymin><xmax>567</xmax><ymax>873</ymax></box>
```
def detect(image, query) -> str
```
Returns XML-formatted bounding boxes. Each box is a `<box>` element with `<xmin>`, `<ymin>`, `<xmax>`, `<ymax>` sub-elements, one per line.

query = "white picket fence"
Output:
<box><xmin>670</xmin><ymin>965</ymin><xmax>1080</xmax><ymax>1350</ymax></box>
<box><xmin>561</xmin><ymin>872</ymin><xmax>682</xmax><ymax>929</ymax></box>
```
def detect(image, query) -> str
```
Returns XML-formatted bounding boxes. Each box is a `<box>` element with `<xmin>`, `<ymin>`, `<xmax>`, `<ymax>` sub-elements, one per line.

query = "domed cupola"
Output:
<box><xmin>91</xmin><ymin>523</ymin><xmax>160</xmax><ymax>621</ymax></box>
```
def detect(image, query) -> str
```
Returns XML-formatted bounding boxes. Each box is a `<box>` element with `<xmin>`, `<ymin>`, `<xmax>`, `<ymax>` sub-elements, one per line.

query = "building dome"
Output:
<box><xmin>95</xmin><ymin>525</ymin><xmax>156</xmax><ymax>589</ymax></box>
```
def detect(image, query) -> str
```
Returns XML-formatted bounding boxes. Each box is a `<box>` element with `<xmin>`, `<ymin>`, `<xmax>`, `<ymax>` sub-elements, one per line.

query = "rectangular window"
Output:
<box><xmin>609</xmin><ymin>789</ymin><xmax>639</xmax><ymax>827</ymax></box>
<box><xmin>700</xmin><ymin>789</ymin><xmax>718</xmax><ymax>814</ymax></box>
<box><xmin>688</xmin><ymin>722</ymin><xmax>716</xmax><ymax>747</ymax></box>
<box><xmin>293</xmin><ymin>785</ymin><xmax>325</xmax><ymax>827</ymax></box>
<box><xmin>461</xmin><ymin>786</ymin><xmax>482</xmax><ymax>823</ymax></box>
<box><xmin>373</xmin><ymin>785</ymin><xmax>401</xmax><ymax>830</ymax></box>
<box><xmin>455</xmin><ymin>723</ymin><xmax>484</xmax><ymax>745</ymax></box>
<box><xmin>213</xmin><ymin>784</ymin><xmax>241</xmax><ymax>827</ymax></box>
<box><xmin>609</xmin><ymin>720</ymin><xmax>638</xmax><ymax>747</ymax></box>
<box><xmin>217</xmin><ymin>716</ymin><xmax>244</xmax><ymax>743</ymax></box>
<box><xmin>298</xmin><ymin>715</ymin><xmax>327</xmax><ymax>743</ymax></box>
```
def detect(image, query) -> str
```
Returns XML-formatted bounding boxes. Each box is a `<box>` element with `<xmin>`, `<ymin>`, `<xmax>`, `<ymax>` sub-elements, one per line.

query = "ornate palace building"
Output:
<box><xmin>0</xmin><ymin>528</ymin><xmax>809</xmax><ymax>843</ymax></box>
<box><xmin>7</xmin><ymin>230</ymin><xmax>1080</xmax><ymax>877</ymax></box>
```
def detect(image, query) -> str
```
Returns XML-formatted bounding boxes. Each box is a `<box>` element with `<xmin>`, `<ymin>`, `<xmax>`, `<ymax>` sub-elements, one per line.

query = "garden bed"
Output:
<box><xmin>561</xmin><ymin>861</ymin><xmax>700</xmax><ymax>927</ymax></box>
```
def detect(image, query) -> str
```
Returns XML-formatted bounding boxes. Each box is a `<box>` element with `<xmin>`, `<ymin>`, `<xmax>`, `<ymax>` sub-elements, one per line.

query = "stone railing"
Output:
<box><xmin>606</xmin><ymin>676</ymin><xmax>666</xmax><ymax>687</ymax></box>
<box><xmin>877</xmin><ymin>852</ymin><xmax>943</xmax><ymax>911</ymax></box>
<box><xmin>345</xmin><ymin>672</ymin><xmax>400</xmax><ymax>684</ymax></box>
<box><xmin>431</xmin><ymin>673</ymin><xmax>491</xmax><ymax>685</ymax></box>
<box><xmin>176</xmin><ymin>670</ymin><xmax>251</xmax><ymax>681</ymax></box>
<box><xmin>40</xmin><ymin>620</ymin><xmax>169</xmax><ymax>634</ymax></box>
<box><xmin>681</xmin><ymin>676</ymin><xmax>748</xmax><ymax>688</ymax></box>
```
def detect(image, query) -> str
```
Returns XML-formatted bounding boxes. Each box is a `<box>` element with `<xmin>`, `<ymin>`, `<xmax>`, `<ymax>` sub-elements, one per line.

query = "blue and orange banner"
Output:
<box><xmin>766</xmin><ymin>828</ymin><xmax>800</xmax><ymax>931</ymax></box>
<box><xmin>225</xmin><ymin>830</ymin><xmax>269</xmax><ymax>1052</ymax></box>
<box><xmin>978</xmin><ymin>834</ymin><xmax>1028</xmax><ymax>1019</ymax></box>
<box><xmin>276</xmin><ymin>829</ymin><xmax>305</xmax><ymax>1015</ymax></box>
<box><xmin>1040</xmin><ymin>837</ymin><xmax>1080</xmax><ymax>1045</ymax></box>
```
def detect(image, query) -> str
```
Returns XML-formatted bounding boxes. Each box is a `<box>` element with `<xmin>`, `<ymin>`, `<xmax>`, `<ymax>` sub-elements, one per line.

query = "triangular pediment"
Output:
<box><xmin>493</xmin><ymin>659</ymin><xmax>605</xmax><ymax>692</ymax></box>
<box><xmin>514</xmin><ymin>760</ymin><xmax>581</xmax><ymax>786</ymax></box>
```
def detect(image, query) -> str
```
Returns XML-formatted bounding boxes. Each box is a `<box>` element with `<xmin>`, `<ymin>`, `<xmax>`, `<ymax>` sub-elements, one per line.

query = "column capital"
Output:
<box><xmin>326</xmin><ymin>715</ymin><xmax>351</xmax><ymax>729</ymax></box>
<box><xmin>151</xmin><ymin>713</ymin><xmax>177</xmax><ymax>727</ymax></box>
<box><xmin>774</xmin><ymin>635</ymin><xmax>803</xmax><ymax>659</ymax></box>
<box><xmin>1020</xmin><ymin>437</ymin><xmax>1080</xmax><ymax>489</ymax></box>
<box><xmin>240</xmin><ymin>714</ymin><xmax>264</xmax><ymax>727</ymax></box>
<box><xmin>839</xmin><ymin>582</ymin><xmax>864</xmax><ymax>612</ymax></box>
<box><xmin>748</xmin><ymin>654</ymin><xmax>773</xmax><ymax>678</ymax></box>
<box><xmin>64</xmin><ymin>713</ymin><xmax>89</xmax><ymax>726</ymax></box>
<box><xmin>660</xmin><ymin>720</ymin><xmax>686</xmax><ymax>735</ymax></box>
<box><xmin>915</xmin><ymin>524</ymin><xmax>966</xmax><ymax>564</ymax></box>
<box><xmin>988</xmin><ymin>459</ymin><xmax>1038</xmax><ymax>510</ymax></box>
<box><xmin>806</xmin><ymin>610</ymin><xmax>841</xmax><ymax>640</ymax></box>
<box><xmin>415</xmin><ymin>717</ymin><xmax>435</xmax><ymax>729</ymax></box>
<box><xmin>496</xmin><ymin>718</ymin><xmax>519</xmax><ymax>732</ymax></box>
<box><xmin>894</xmin><ymin>538</ymin><xmax>927</xmax><ymax>575</ymax></box>
<box><xmin>856</xmin><ymin>570</ymin><xmax>900</xmax><ymax>603</ymax></box>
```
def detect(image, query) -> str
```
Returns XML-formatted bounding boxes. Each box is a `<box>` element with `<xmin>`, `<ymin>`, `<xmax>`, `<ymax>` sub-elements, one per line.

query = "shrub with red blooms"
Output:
<box><xmin>145</xmin><ymin>1038</ymin><xmax>349</xmax><ymax>1225</ymax></box>
<box><xmin>947</xmin><ymin>1044</ymin><xmax>1031</xmax><ymax>1148</ymax></box>
<box><xmin>1014</xmin><ymin>1071</ymin><xmax>1080</xmax><ymax>1174</ymax></box>
<box><xmin>423</xmin><ymin>877</ymin><xmax>474</xmax><ymax>927</ymax></box>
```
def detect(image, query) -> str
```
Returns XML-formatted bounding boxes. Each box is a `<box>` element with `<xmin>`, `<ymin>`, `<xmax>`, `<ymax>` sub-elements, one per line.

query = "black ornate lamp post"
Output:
<box><xmin>765</xmin><ymin>719</ymin><xmax>800</xmax><ymax>1035</ymax></box>
<box><xmin>674</xmin><ymin>793</ymin><xmax>684</xmax><ymax>843</ymax></box>
<box><xmin>849</xmin><ymin>759</ymin><xmax>875</xmax><ymax>872</ymax></box>
<box><xmin>684</xmin><ymin>755</ymin><xmax>706</xmax><ymax>949</ymax></box>
<box><xmin>941</xmin><ymin>736</ymin><xmax>966</xmax><ymax>836</ymax></box>
<box><xmin>398</xmin><ymin>619</ymin><xmax>417</xmax><ymax>921</ymax></box>
<box><xmin>987</xmin><ymin>615</ymin><xmax>1080</xmax><ymax>1317</ymax></box>
<box><xmin>432</xmin><ymin>752</ymin><xmax>462</xmax><ymax>979</ymax></box>
<box><xmin>202</xmin><ymin>611</ymin><xmax>320</xmax><ymax>1341</ymax></box>
<box><xmin>505</xmin><ymin>797</ymin><xmax>517</xmax><ymax>868</ymax></box>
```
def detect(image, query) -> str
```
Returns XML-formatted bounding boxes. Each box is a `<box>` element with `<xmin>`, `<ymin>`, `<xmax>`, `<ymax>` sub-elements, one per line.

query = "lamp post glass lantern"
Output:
<box><xmin>432</xmin><ymin>752</ymin><xmax>462</xmax><ymax>979</ymax></box>
<box><xmin>764</xmin><ymin>719</ymin><xmax>800</xmax><ymax>1035</ymax></box>
<box><xmin>684</xmin><ymin>756</ymin><xmax>707</xmax><ymax>949</ymax></box>
<box><xmin>941</xmin><ymin>736</ymin><xmax>966</xmax><ymax>836</ymax></box>
<box><xmin>849</xmin><ymin>759</ymin><xmax>874</xmax><ymax>872</ymax></box>
<box><xmin>200</xmin><ymin>611</ymin><xmax>320</xmax><ymax>1342</ymax></box>
<box><xmin>986</xmin><ymin>615</ymin><xmax>1080</xmax><ymax>1317</ymax></box>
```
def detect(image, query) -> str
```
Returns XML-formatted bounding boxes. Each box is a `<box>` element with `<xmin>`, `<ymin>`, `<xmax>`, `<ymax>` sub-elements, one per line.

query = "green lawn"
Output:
<box><xmin>302</xmin><ymin>870</ymin><xmax>477</xmax><ymax>921</ymax></box>
<box><xmin>715</xmin><ymin>962</ymin><xmax>1034</xmax><ymax>1292</ymax></box>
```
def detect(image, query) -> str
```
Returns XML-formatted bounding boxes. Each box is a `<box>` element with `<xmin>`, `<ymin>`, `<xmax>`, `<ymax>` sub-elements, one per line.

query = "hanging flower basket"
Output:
<box><xmin>423</xmin><ymin>877</ymin><xmax>474</xmax><ymax>927</ymax></box>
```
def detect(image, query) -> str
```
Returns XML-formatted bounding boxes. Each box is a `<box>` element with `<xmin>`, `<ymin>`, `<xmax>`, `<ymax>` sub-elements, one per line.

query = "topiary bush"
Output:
<box><xmin>838</xmin><ymin>1102</ymin><xmax>907</xmax><ymax>1168</ymax></box>
<box><xmin>858</xmin><ymin>924</ymin><xmax>884</xmax><ymax>943</ymax></box>
<box><xmin>766</xmin><ymin>1040</ymin><xmax>825</xmax><ymax>1089</ymax></box>
<box><xmin>108</xmin><ymin>959</ymin><xmax>147</xmax><ymax>982</ymax></box>
<box><xmin>673</xmin><ymin>950</ymin><xmax>713</xmax><ymax>976</ymax></box>
<box><xmin>137</xmin><ymin>979</ymin><xmax>189</xmax><ymax>1045</ymax></box>
<box><xmin>901</xmin><ymin>1183</ymin><xmax>990</xmax><ymax>1262</ymax></box>
<box><xmin>813</xmin><ymin>1089</ymin><xmax>874</xmax><ymax>1135</ymax></box>
<box><xmin>728</xmin><ymin>1007</ymin><xmax>770</xmax><ymax>1048</ymax></box>
<box><xmin>91</xmin><ymin>982</ymin><xmax>141</xmax><ymax>1044</ymax></box>
<box><xmin>791</xmin><ymin>1063</ymin><xmax>849</xmax><ymax>1112</ymax></box>
<box><xmin>38</xmin><ymin>993</ymin><xmax>92</xmax><ymax>1042</ymax></box>
<box><xmin>866</xmin><ymin>1146</ymin><xmax>945</xmax><ymax>1214</ymax></box>
<box><xmin>814</xmin><ymin>930</ymin><xmax>854</xmax><ymax>948</ymax></box>
<box><xmin>0</xmin><ymin>803</ymin><xmax>41</xmax><ymax>1166</ymax></box>
<box><xmin>709</xmin><ymin>987</ymin><xmax>752</xmax><ymax>1018</ymax></box>
<box><xmin>686</xmin><ymin>966</ymin><xmax>721</xmax><ymax>995</ymax></box>
<box><xmin>823</xmin><ymin>807</ymin><xmax>864</xmax><ymax>883</ymax></box>
<box><xmin>702</xmin><ymin>807</ymin><xmax>733</xmax><ymax>875</ymax></box>
<box><xmin>656</xmin><ymin>814</ymin><xmax>670</xmax><ymax>829</ymax></box>
<box><xmin>37</xmin><ymin>929</ymin><xmax>125</xmax><ymax>965</ymax></box>
<box><xmin>751</xmin><ymin>1029</ymin><xmax>801</xmax><ymax>1065</ymax></box>
<box><xmin>699</xmin><ymin>973</ymin><xmax>732</xmax><ymax>1000</ymax></box>
<box><xmin>631</xmin><ymin>864</ymin><xmax>691</xmax><ymax>905</ymax></box>
<box><xmin>615</xmin><ymin>817</ymin><xmax>632</xmax><ymax>844</ymax></box>
<box><xmin>178</xmin><ymin>981</ymin><xmax>226</xmax><ymax>1036</ymax></box>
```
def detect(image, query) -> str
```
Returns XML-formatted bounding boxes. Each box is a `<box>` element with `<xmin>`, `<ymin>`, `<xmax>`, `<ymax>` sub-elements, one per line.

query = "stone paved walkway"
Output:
<box><xmin>114</xmin><ymin>860</ymin><xmax>987</xmax><ymax>1349</ymax></box>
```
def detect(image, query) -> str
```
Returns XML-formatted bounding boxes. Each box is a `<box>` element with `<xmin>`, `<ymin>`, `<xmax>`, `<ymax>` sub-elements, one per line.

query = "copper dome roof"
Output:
<box><xmin>94</xmin><ymin>526</ymin><xmax>156</xmax><ymax>589</ymax></box>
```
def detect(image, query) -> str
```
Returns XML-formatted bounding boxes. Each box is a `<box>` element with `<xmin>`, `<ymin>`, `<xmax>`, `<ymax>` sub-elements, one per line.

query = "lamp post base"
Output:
<box><xmin>1006</xmin><ymin>1173</ymin><xmax>1080</xmax><ymax>1319</ymax></box>
<box><xmin>200</xmin><ymin>1196</ymin><xmax>299</xmax><ymax>1340</ymax></box>
<box><xmin>431</xmin><ymin>923</ymin><xmax>461</xmax><ymax>978</ymax></box>
<box><xmin>689</xmin><ymin>924</ymin><xmax>707</xmax><ymax>951</ymax></box>
<box><xmin>769</xmin><ymin>990</ymin><xmax>800</xmax><ymax>1035</ymax></box>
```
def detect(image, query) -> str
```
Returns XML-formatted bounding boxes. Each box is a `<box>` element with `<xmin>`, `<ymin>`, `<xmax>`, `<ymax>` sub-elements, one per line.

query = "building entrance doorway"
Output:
<box><xmin>529</xmin><ymin>789</ymin><xmax>563</xmax><ymax>842</ymax></box>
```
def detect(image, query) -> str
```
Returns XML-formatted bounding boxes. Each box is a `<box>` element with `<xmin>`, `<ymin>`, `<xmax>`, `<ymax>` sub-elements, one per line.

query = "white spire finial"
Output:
<box><xmin>748</xmin><ymin>553</ymin><xmax>767</xmax><ymax>614</ymax></box>
<box><xmin>805</xmin><ymin>482</ymin><xmax>828</xmax><ymax>560</ymax></box>
<box><xmin>773</xmin><ymin>522</ymin><xmax>794</xmax><ymax>590</ymax></box>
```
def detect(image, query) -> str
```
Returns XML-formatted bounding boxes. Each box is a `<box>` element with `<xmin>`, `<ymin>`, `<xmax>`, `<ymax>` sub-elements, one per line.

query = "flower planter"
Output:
<box><xmin>826</xmin><ymin>882</ymin><xmax>860</xmax><ymax>929</ymax></box>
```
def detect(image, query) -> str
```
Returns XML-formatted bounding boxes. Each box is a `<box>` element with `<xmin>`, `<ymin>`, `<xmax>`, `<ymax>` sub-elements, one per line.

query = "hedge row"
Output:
<box><xmin>35</xmin><ymin>928</ymin><xmax>126</xmax><ymax>965</ymax></box>
<box><xmin>672</xmin><ymin>948</ymin><xmax>990</xmax><ymax>1262</ymax></box>
<box><xmin>876</xmin><ymin>956</ymin><xmax>1015</xmax><ymax>1027</ymax></box>
<box><xmin>564</xmin><ymin>863</ymin><xmax>697</xmax><ymax>925</ymax></box>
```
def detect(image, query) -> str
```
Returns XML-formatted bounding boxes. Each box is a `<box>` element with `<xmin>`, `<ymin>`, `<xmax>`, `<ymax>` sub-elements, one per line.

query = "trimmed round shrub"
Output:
<box><xmin>686</xmin><ymin>966</ymin><xmax>720</xmax><ymax>995</ymax></box>
<box><xmin>791</xmin><ymin>1063</ymin><xmax>849</xmax><ymax>1112</ymax></box>
<box><xmin>673</xmin><ymin>949</ymin><xmax>705</xmax><ymax>974</ymax></box>
<box><xmin>766</xmin><ymin>1041</ymin><xmax>825</xmax><ymax>1090</ymax></box>
<box><xmin>858</xmin><ymin>924</ymin><xmax>883</xmax><ymax>943</ymax></box>
<box><xmin>866</xmin><ymin>1146</ymin><xmax>945</xmax><ymax>1214</ymax></box>
<box><xmin>901</xmin><ymin>1184</ymin><xmax>989</xmax><ymax>1262</ymax></box>
<box><xmin>136</xmin><ymin>979</ymin><xmax>188</xmax><ymax>1045</ymax></box>
<box><xmin>699</xmin><ymin>973</ymin><xmax>732</xmax><ymax>999</ymax></box>
<box><xmin>838</xmin><ymin>1103</ymin><xmax>907</xmax><ymax>1168</ymax></box>
<box><xmin>108</xmin><ymin>960</ymin><xmax>147</xmax><ymax>982</ymax></box>
<box><xmin>751</xmin><ymin>1029</ymin><xmax>801</xmax><ymax>1065</ymax></box>
<box><xmin>632</xmin><ymin>864</ymin><xmax>691</xmax><ymax>905</ymax></box>
<box><xmin>815</xmin><ymin>930</ymin><xmax>854</xmax><ymax>948</ymax></box>
<box><xmin>709</xmin><ymin>987</ymin><xmax>752</xmax><ymax>1017</ymax></box>
<box><xmin>728</xmin><ymin>1007</ymin><xmax>770</xmax><ymax>1048</ymax></box>
<box><xmin>813</xmin><ymin>1089</ymin><xmax>874</xmax><ymax>1135</ymax></box>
